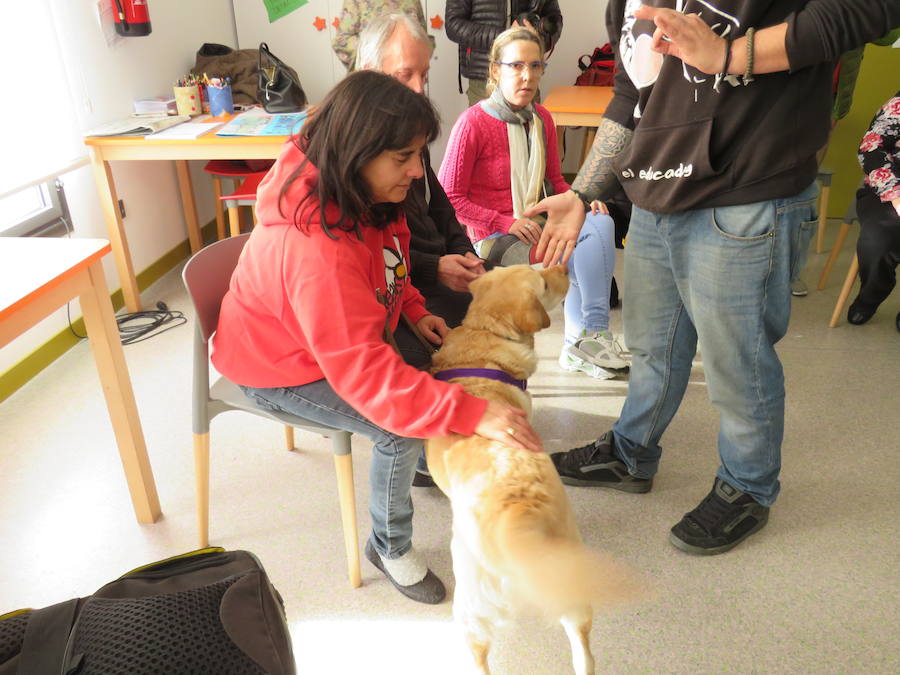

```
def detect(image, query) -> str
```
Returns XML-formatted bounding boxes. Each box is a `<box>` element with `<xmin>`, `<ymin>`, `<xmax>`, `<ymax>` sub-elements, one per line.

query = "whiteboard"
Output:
<box><xmin>231</xmin><ymin>0</ymin><xmax>609</xmax><ymax>172</ymax></box>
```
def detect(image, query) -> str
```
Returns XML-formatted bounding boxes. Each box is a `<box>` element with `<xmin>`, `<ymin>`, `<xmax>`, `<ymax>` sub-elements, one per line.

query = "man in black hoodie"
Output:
<box><xmin>531</xmin><ymin>1</ymin><xmax>900</xmax><ymax>555</ymax></box>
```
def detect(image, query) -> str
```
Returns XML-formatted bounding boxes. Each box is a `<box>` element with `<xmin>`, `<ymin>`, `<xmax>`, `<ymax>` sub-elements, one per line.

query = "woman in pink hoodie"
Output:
<box><xmin>212</xmin><ymin>71</ymin><xmax>540</xmax><ymax>604</ymax></box>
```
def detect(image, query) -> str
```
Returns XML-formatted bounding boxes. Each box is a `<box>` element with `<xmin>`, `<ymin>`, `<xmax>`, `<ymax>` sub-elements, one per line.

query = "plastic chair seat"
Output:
<box><xmin>203</xmin><ymin>159</ymin><xmax>254</xmax><ymax>178</ymax></box>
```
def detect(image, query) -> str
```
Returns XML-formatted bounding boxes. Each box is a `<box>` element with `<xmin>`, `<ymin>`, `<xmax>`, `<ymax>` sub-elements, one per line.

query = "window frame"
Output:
<box><xmin>0</xmin><ymin>179</ymin><xmax>70</xmax><ymax>238</ymax></box>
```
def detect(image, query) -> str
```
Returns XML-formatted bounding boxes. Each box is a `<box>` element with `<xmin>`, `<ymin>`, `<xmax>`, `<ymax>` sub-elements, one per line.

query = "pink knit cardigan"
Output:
<box><xmin>438</xmin><ymin>103</ymin><xmax>570</xmax><ymax>242</ymax></box>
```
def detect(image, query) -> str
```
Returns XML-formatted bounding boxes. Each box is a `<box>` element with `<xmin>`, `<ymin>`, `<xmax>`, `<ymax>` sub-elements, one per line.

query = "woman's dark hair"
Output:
<box><xmin>279</xmin><ymin>70</ymin><xmax>440</xmax><ymax>238</ymax></box>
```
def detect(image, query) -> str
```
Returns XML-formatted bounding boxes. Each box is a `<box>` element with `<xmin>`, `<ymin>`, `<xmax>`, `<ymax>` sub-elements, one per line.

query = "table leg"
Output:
<box><xmin>79</xmin><ymin>260</ymin><xmax>161</xmax><ymax>524</ymax></box>
<box><xmin>175</xmin><ymin>160</ymin><xmax>203</xmax><ymax>254</ymax></box>
<box><xmin>555</xmin><ymin>125</ymin><xmax>565</xmax><ymax>163</ymax></box>
<box><xmin>89</xmin><ymin>147</ymin><xmax>142</xmax><ymax>313</ymax></box>
<box><xmin>581</xmin><ymin>128</ymin><xmax>597</xmax><ymax>167</ymax></box>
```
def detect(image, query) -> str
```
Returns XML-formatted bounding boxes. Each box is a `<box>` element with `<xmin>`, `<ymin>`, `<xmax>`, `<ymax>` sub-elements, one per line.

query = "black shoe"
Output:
<box><xmin>847</xmin><ymin>299</ymin><xmax>876</xmax><ymax>325</ymax></box>
<box><xmin>610</xmin><ymin>276</ymin><xmax>620</xmax><ymax>309</ymax></box>
<box><xmin>364</xmin><ymin>540</ymin><xmax>446</xmax><ymax>604</ymax></box>
<box><xmin>412</xmin><ymin>470</ymin><xmax>436</xmax><ymax>488</ymax></box>
<box><xmin>551</xmin><ymin>431</ymin><xmax>652</xmax><ymax>492</ymax></box>
<box><xmin>669</xmin><ymin>478</ymin><xmax>769</xmax><ymax>555</ymax></box>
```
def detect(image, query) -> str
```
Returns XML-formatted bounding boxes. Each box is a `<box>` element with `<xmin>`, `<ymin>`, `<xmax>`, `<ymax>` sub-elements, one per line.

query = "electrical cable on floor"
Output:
<box><xmin>66</xmin><ymin>301</ymin><xmax>186</xmax><ymax>345</ymax></box>
<box><xmin>116</xmin><ymin>301</ymin><xmax>187</xmax><ymax>345</ymax></box>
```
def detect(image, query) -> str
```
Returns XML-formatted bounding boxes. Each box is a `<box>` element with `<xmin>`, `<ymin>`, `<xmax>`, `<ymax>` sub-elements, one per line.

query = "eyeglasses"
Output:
<box><xmin>496</xmin><ymin>61</ymin><xmax>547</xmax><ymax>74</ymax></box>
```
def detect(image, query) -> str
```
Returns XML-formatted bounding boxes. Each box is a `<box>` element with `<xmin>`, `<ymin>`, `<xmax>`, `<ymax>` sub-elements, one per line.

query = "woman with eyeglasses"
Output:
<box><xmin>439</xmin><ymin>27</ymin><xmax>630</xmax><ymax>379</ymax></box>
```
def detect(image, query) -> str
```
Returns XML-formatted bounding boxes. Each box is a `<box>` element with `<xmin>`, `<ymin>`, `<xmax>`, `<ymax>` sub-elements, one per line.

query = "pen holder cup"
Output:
<box><xmin>208</xmin><ymin>85</ymin><xmax>234</xmax><ymax>117</ymax></box>
<box><xmin>173</xmin><ymin>84</ymin><xmax>202</xmax><ymax>117</ymax></box>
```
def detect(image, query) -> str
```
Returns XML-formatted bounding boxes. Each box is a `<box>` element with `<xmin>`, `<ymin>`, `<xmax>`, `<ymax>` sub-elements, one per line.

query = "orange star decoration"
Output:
<box><xmin>313</xmin><ymin>16</ymin><xmax>326</xmax><ymax>31</ymax></box>
<box><xmin>430</xmin><ymin>14</ymin><xmax>444</xmax><ymax>30</ymax></box>
<box><xmin>332</xmin><ymin>17</ymin><xmax>340</xmax><ymax>29</ymax></box>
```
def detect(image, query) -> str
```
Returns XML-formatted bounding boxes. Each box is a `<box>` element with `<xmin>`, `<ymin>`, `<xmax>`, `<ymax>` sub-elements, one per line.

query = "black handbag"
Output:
<box><xmin>1</xmin><ymin>548</ymin><xmax>295</xmax><ymax>674</ymax></box>
<box><xmin>257</xmin><ymin>42</ymin><xmax>307</xmax><ymax>113</ymax></box>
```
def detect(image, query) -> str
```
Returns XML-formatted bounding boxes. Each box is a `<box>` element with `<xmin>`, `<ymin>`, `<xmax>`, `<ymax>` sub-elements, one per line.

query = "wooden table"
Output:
<box><xmin>542</xmin><ymin>85</ymin><xmax>614</xmax><ymax>167</ymax></box>
<box><xmin>84</xmin><ymin>132</ymin><xmax>288</xmax><ymax>313</ymax></box>
<box><xmin>0</xmin><ymin>237</ymin><xmax>161</xmax><ymax>524</ymax></box>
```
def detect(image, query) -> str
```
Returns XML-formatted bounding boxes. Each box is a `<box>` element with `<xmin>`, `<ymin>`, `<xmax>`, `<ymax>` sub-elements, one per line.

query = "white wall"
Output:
<box><xmin>1</xmin><ymin>0</ymin><xmax>236</xmax><ymax>373</ymax></box>
<box><xmin>2</xmin><ymin>0</ymin><xmax>611</xmax><ymax>375</ymax></box>
<box><xmin>231</xmin><ymin>0</ymin><xmax>610</xmax><ymax>172</ymax></box>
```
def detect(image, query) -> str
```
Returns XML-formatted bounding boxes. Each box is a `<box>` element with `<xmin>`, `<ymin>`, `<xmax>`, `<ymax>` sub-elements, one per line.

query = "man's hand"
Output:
<box><xmin>524</xmin><ymin>190</ymin><xmax>585</xmax><ymax>266</ymax></box>
<box><xmin>634</xmin><ymin>5</ymin><xmax>727</xmax><ymax>75</ymax></box>
<box><xmin>437</xmin><ymin>254</ymin><xmax>485</xmax><ymax>293</ymax></box>
<box><xmin>416</xmin><ymin>314</ymin><xmax>449</xmax><ymax>345</ymax></box>
<box><xmin>509</xmin><ymin>218</ymin><xmax>542</xmax><ymax>245</ymax></box>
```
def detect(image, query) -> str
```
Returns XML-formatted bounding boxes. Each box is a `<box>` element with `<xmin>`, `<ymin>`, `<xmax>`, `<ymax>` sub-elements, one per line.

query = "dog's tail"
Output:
<box><xmin>494</xmin><ymin>505</ymin><xmax>641</xmax><ymax>617</ymax></box>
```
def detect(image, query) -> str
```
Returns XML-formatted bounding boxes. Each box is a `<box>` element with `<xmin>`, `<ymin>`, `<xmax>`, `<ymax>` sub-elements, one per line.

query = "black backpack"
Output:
<box><xmin>0</xmin><ymin>548</ymin><xmax>295</xmax><ymax>675</ymax></box>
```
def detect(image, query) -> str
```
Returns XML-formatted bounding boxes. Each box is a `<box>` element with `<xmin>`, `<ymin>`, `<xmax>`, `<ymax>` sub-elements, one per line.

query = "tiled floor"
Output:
<box><xmin>1</xmin><ymin>231</ymin><xmax>898</xmax><ymax>673</ymax></box>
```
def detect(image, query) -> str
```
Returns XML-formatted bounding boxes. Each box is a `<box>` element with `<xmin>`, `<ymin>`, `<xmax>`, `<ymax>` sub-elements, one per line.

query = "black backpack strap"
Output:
<box><xmin>19</xmin><ymin>598</ymin><xmax>79</xmax><ymax>675</ymax></box>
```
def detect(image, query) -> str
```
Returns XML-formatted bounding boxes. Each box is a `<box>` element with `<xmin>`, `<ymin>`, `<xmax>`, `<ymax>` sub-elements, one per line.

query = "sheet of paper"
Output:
<box><xmin>146</xmin><ymin>119</ymin><xmax>223</xmax><ymax>140</ymax></box>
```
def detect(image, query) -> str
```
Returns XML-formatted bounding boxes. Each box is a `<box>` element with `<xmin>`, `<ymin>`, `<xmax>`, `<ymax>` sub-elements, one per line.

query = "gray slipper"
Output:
<box><xmin>364</xmin><ymin>539</ymin><xmax>446</xmax><ymax>604</ymax></box>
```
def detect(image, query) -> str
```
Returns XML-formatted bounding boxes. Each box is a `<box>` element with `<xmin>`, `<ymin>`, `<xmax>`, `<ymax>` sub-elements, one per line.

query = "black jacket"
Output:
<box><xmin>446</xmin><ymin>0</ymin><xmax>562</xmax><ymax>83</ymax></box>
<box><xmin>603</xmin><ymin>0</ymin><xmax>900</xmax><ymax>214</ymax></box>
<box><xmin>405</xmin><ymin>152</ymin><xmax>476</xmax><ymax>289</ymax></box>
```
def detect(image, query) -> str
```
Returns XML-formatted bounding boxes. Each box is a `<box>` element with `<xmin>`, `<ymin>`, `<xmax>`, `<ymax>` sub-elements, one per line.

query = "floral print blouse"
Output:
<box><xmin>858</xmin><ymin>90</ymin><xmax>900</xmax><ymax>205</ymax></box>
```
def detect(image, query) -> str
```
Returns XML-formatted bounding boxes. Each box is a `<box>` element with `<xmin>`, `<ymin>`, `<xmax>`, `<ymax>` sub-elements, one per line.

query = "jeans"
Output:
<box><xmin>612</xmin><ymin>182</ymin><xmax>818</xmax><ymax>505</ymax></box>
<box><xmin>241</xmin><ymin>380</ymin><xmax>421</xmax><ymax>559</ymax></box>
<box><xmin>564</xmin><ymin>213</ymin><xmax>616</xmax><ymax>343</ymax></box>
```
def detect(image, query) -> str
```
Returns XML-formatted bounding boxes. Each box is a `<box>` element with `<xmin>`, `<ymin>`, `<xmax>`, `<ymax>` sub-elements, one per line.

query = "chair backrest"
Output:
<box><xmin>182</xmin><ymin>234</ymin><xmax>250</xmax><ymax>342</ymax></box>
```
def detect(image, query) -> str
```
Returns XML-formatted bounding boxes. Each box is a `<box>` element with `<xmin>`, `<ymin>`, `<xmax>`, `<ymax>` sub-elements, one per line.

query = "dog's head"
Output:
<box><xmin>463</xmin><ymin>264</ymin><xmax>569</xmax><ymax>339</ymax></box>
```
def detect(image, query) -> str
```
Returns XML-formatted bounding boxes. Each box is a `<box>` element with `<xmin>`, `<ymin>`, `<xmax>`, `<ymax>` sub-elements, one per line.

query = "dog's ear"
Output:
<box><xmin>517</xmin><ymin>293</ymin><xmax>551</xmax><ymax>333</ymax></box>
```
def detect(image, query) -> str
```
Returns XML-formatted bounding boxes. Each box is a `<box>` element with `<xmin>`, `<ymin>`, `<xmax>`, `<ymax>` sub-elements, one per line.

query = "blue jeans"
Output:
<box><xmin>564</xmin><ymin>212</ymin><xmax>617</xmax><ymax>342</ymax></box>
<box><xmin>241</xmin><ymin>380</ymin><xmax>421</xmax><ymax>558</ymax></box>
<box><xmin>612</xmin><ymin>183</ymin><xmax>818</xmax><ymax>505</ymax></box>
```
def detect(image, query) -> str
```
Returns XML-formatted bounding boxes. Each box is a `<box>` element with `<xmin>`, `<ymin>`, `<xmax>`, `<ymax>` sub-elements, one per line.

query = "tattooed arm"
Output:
<box><xmin>572</xmin><ymin>117</ymin><xmax>633</xmax><ymax>202</ymax></box>
<box><xmin>525</xmin><ymin>118</ymin><xmax>632</xmax><ymax>266</ymax></box>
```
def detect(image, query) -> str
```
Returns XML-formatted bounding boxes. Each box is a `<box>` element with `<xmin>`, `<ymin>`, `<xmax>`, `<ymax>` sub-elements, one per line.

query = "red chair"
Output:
<box><xmin>218</xmin><ymin>170</ymin><xmax>269</xmax><ymax>237</ymax></box>
<box><xmin>203</xmin><ymin>160</ymin><xmax>254</xmax><ymax>240</ymax></box>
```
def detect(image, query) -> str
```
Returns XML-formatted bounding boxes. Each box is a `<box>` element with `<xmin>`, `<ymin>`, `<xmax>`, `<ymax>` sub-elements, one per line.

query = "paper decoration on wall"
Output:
<box><xmin>332</xmin><ymin>17</ymin><xmax>340</xmax><ymax>29</ymax></box>
<box><xmin>430</xmin><ymin>15</ymin><xmax>443</xmax><ymax>30</ymax></box>
<box><xmin>263</xmin><ymin>0</ymin><xmax>308</xmax><ymax>23</ymax></box>
<box><xmin>313</xmin><ymin>15</ymin><xmax>326</xmax><ymax>31</ymax></box>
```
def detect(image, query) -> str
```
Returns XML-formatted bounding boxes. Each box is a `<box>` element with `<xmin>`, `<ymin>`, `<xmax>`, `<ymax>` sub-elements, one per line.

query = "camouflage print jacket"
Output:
<box><xmin>332</xmin><ymin>0</ymin><xmax>427</xmax><ymax>70</ymax></box>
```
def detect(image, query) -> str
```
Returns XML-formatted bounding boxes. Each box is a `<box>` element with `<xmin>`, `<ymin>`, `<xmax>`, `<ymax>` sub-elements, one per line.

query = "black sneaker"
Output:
<box><xmin>551</xmin><ymin>431</ymin><xmax>652</xmax><ymax>493</ymax></box>
<box><xmin>669</xmin><ymin>478</ymin><xmax>769</xmax><ymax>555</ymax></box>
<box><xmin>412</xmin><ymin>470</ymin><xmax>436</xmax><ymax>488</ymax></box>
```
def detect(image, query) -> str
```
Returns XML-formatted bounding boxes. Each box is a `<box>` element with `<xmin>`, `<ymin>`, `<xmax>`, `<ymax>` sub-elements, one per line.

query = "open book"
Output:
<box><xmin>84</xmin><ymin>114</ymin><xmax>191</xmax><ymax>138</ymax></box>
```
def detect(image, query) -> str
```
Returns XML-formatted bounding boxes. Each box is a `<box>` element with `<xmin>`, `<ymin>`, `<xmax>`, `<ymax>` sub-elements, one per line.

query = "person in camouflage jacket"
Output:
<box><xmin>332</xmin><ymin>0</ymin><xmax>427</xmax><ymax>70</ymax></box>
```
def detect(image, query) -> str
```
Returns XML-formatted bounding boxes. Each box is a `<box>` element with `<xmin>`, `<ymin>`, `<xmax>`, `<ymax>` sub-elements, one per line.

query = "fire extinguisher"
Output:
<box><xmin>112</xmin><ymin>0</ymin><xmax>152</xmax><ymax>37</ymax></box>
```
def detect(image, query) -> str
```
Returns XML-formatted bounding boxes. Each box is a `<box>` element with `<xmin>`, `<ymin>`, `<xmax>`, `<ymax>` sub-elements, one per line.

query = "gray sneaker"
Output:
<box><xmin>567</xmin><ymin>330</ymin><xmax>630</xmax><ymax>372</ymax></box>
<box><xmin>790</xmin><ymin>279</ymin><xmax>808</xmax><ymax>297</ymax></box>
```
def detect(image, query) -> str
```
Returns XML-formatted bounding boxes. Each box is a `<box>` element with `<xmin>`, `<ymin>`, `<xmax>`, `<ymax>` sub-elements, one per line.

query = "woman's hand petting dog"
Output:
<box><xmin>475</xmin><ymin>400</ymin><xmax>543</xmax><ymax>452</ymax></box>
<box><xmin>416</xmin><ymin>314</ymin><xmax>449</xmax><ymax>345</ymax></box>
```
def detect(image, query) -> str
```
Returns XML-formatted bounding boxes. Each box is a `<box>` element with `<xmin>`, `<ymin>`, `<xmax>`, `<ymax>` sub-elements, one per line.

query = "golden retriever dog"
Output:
<box><xmin>426</xmin><ymin>265</ymin><xmax>633</xmax><ymax>675</ymax></box>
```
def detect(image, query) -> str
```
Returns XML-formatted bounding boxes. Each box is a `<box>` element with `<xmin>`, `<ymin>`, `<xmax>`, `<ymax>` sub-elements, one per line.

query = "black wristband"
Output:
<box><xmin>570</xmin><ymin>187</ymin><xmax>591</xmax><ymax>206</ymax></box>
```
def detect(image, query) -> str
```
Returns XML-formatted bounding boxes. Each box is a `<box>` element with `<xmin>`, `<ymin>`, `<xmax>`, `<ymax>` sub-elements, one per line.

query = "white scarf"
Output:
<box><xmin>483</xmin><ymin>87</ymin><xmax>546</xmax><ymax>219</ymax></box>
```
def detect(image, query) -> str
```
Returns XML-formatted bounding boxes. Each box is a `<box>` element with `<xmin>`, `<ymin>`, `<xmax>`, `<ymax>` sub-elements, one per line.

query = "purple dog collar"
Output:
<box><xmin>433</xmin><ymin>368</ymin><xmax>527</xmax><ymax>391</ymax></box>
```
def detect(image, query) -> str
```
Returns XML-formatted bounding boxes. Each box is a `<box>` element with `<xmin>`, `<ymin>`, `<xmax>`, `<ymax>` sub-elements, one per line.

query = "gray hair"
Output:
<box><xmin>355</xmin><ymin>13</ymin><xmax>432</xmax><ymax>71</ymax></box>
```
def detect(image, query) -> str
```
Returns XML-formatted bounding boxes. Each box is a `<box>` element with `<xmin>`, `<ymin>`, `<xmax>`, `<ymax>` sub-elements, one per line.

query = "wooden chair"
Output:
<box><xmin>815</xmin><ymin>168</ymin><xmax>834</xmax><ymax>254</ymax></box>
<box><xmin>182</xmin><ymin>234</ymin><xmax>361</xmax><ymax>587</ymax></box>
<box><xmin>817</xmin><ymin>182</ymin><xmax>861</xmax><ymax>292</ymax></box>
